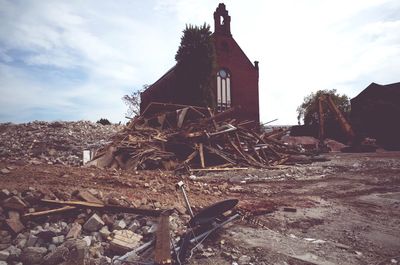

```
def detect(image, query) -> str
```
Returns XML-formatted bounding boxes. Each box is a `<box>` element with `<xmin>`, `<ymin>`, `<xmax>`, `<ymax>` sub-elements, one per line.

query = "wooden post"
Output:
<box><xmin>155</xmin><ymin>211</ymin><xmax>171</xmax><ymax>265</ymax></box>
<box><xmin>198</xmin><ymin>143</ymin><xmax>205</xmax><ymax>168</ymax></box>
<box><xmin>207</xmin><ymin>107</ymin><xmax>219</xmax><ymax>130</ymax></box>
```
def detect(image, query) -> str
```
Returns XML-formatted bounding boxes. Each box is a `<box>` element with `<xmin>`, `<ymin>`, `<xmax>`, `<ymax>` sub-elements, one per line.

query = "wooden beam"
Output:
<box><xmin>207</xmin><ymin>107</ymin><xmax>219</xmax><ymax>130</ymax></box>
<box><xmin>268</xmin><ymin>146</ymin><xmax>283</xmax><ymax>158</ymax></box>
<box><xmin>259</xmin><ymin>148</ymin><xmax>270</xmax><ymax>166</ymax></box>
<box><xmin>183</xmin><ymin>150</ymin><xmax>198</xmax><ymax>164</ymax></box>
<box><xmin>201</xmin><ymin>107</ymin><xmax>236</xmax><ymax>124</ymax></box>
<box><xmin>234</xmin><ymin>132</ymin><xmax>244</xmax><ymax>151</ymax></box>
<box><xmin>154</xmin><ymin>212</ymin><xmax>171</xmax><ymax>265</ymax></box>
<box><xmin>23</xmin><ymin>206</ymin><xmax>76</xmax><ymax>218</ymax></box>
<box><xmin>177</xmin><ymin>107</ymin><xmax>189</xmax><ymax>128</ymax></box>
<box><xmin>190</xmin><ymin>167</ymin><xmax>248</xmax><ymax>172</ymax></box>
<box><xmin>198</xmin><ymin>143</ymin><xmax>205</xmax><ymax>168</ymax></box>
<box><xmin>252</xmin><ymin>146</ymin><xmax>265</xmax><ymax>163</ymax></box>
<box><xmin>228</xmin><ymin>137</ymin><xmax>247</xmax><ymax>160</ymax></box>
<box><xmin>40</xmin><ymin>199</ymin><xmax>164</xmax><ymax>217</ymax></box>
<box><xmin>204</xmin><ymin>146</ymin><xmax>235</xmax><ymax>165</ymax></box>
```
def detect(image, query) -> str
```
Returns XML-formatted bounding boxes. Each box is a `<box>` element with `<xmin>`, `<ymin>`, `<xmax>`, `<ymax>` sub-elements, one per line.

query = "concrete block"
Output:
<box><xmin>51</xmin><ymin>235</ymin><xmax>64</xmax><ymax>245</ymax></box>
<box><xmin>20</xmin><ymin>247</ymin><xmax>47</xmax><ymax>264</ymax></box>
<box><xmin>83</xmin><ymin>214</ymin><xmax>104</xmax><ymax>232</ymax></box>
<box><xmin>0</xmin><ymin>250</ymin><xmax>9</xmax><ymax>261</ymax></box>
<box><xmin>82</xmin><ymin>236</ymin><xmax>91</xmax><ymax>247</ymax></box>
<box><xmin>26</xmin><ymin>234</ymin><xmax>38</xmax><ymax>247</ymax></box>
<box><xmin>113</xmin><ymin>219</ymin><xmax>126</xmax><ymax>230</ymax></box>
<box><xmin>99</xmin><ymin>226</ymin><xmax>110</xmax><ymax>239</ymax></box>
<box><xmin>6</xmin><ymin>245</ymin><xmax>21</xmax><ymax>260</ymax></box>
<box><xmin>43</xmin><ymin>246</ymin><xmax>69</xmax><ymax>265</ymax></box>
<box><xmin>109</xmin><ymin>230</ymin><xmax>142</xmax><ymax>254</ymax></box>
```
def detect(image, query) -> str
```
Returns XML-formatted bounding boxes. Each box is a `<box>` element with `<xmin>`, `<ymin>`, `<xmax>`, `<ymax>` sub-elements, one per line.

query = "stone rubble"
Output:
<box><xmin>0</xmin><ymin>121</ymin><xmax>122</xmax><ymax>166</ymax></box>
<box><xmin>0</xmin><ymin>187</ymin><xmax>192</xmax><ymax>265</ymax></box>
<box><xmin>83</xmin><ymin>214</ymin><xmax>105</xmax><ymax>232</ymax></box>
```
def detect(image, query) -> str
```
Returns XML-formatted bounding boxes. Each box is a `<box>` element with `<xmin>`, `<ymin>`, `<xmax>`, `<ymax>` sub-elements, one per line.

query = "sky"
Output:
<box><xmin>0</xmin><ymin>0</ymin><xmax>399</xmax><ymax>125</ymax></box>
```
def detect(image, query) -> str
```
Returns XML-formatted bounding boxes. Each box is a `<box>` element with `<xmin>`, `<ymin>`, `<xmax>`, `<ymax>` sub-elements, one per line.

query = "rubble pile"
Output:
<box><xmin>0</xmin><ymin>187</ymin><xmax>187</xmax><ymax>265</ymax></box>
<box><xmin>0</xmin><ymin>121</ymin><xmax>122</xmax><ymax>166</ymax></box>
<box><xmin>89</xmin><ymin>105</ymin><xmax>304</xmax><ymax>171</ymax></box>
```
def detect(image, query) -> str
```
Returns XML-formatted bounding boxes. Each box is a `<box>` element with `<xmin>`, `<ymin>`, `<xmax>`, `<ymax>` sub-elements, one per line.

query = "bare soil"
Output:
<box><xmin>1</xmin><ymin>151</ymin><xmax>400</xmax><ymax>265</ymax></box>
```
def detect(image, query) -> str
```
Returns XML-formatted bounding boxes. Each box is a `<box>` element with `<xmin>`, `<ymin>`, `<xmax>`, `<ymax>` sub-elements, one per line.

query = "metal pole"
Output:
<box><xmin>181</xmin><ymin>187</ymin><xmax>194</xmax><ymax>218</ymax></box>
<box><xmin>176</xmin><ymin>181</ymin><xmax>194</xmax><ymax>218</ymax></box>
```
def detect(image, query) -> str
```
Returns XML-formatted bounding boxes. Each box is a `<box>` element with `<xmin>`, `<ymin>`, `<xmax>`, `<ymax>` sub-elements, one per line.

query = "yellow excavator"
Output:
<box><xmin>318</xmin><ymin>94</ymin><xmax>376</xmax><ymax>152</ymax></box>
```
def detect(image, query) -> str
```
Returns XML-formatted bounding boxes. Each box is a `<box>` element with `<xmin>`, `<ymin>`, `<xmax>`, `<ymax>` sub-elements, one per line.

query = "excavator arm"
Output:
<box><xmin>317</xmin><ymin>94</ymin><xmax>376</xmax><ymax>152</ymax></box>
<box><xmin>318</xmin><ymin>94</ymin><xmax>356</xmax><ymax>144</ymax></box>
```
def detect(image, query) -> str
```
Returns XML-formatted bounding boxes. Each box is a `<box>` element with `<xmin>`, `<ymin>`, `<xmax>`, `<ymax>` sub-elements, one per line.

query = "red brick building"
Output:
<box><xmin>140</xmin><ymin>3</ymin><xmax>260</xmax><ymax>123</ymax></box>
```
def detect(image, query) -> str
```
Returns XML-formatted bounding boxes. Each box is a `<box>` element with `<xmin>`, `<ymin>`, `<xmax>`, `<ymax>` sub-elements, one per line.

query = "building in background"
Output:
<box><xmin>140</xmin><ymin>3</ymin><xmax>260</xmax><ymax>124</ymax></box>
<box><xmin>351</xmin><ymin>82</ymin><xmax>400</xmax><ymax>150</ymax></box>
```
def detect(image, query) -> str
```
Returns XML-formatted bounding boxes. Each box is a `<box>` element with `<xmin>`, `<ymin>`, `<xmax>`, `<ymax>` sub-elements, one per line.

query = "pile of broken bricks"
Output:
<box><xmin>0</xmin><ymin>187</ymin><xmax>190</xmax><ymax>265</ymax></box>
<box><xmin>0</xmin><ymin>121</ymin><xmax>122</xmax><ymax>166</ymax></box>
<box><xmin>0</xmin><ymin>184</ymin><xmax>291</xmax><ymax>265</ymax></box>
<box><xmin>0</xmin><ymin>185</ymin><xmax>265</xmax><ymax>265</ymax></box>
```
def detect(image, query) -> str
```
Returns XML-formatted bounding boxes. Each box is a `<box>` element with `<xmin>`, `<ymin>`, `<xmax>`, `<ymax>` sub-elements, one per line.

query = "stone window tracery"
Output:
<box><xmin>217</xmin><ymin>69</ymin><xmax>231</xmax><ymax>111</ymax></box>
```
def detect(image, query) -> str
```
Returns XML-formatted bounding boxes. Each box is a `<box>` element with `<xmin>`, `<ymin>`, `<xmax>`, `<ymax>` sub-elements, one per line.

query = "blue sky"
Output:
<box><xmin>0</xmin><ymin>0</ymin><xmax>399</xmax><ymax>125</ymax></box>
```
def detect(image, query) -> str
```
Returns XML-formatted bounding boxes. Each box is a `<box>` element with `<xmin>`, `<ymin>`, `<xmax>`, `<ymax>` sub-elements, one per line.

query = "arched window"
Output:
<box><xmin>217</xmin><ymin>69</ymin><xmax>231</xmax><ymax>112</ymax></box>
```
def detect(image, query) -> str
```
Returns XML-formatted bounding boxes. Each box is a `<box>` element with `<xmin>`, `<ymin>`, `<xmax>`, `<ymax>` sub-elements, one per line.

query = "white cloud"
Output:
<box><xmin>0</xmin><ymin>0</ymin><xmax>399</xmax><ymax>125</ymax></box>
<box><xmin>223</xmin><ymin>0</ymin><xmax>400</xmax><ymax>124</ymax></box>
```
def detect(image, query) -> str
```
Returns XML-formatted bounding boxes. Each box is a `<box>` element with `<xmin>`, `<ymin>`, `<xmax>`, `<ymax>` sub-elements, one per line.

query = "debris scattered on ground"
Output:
<box><xmin>0</xmin><ymin>185</ymin><xmax>245</xmax><ymax>264</ymax></box>
<box><xmin>1</xmin><ymin>111</ymin><xmax>399</xmax><ymax>265</ymax></box>
<box><xmin>0</xmin><ymin>187</ymin><xmax>175</xmax><ymax>264</ymax></box>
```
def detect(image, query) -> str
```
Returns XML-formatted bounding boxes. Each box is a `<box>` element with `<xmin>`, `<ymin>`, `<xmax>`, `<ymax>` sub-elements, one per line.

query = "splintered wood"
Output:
<box><xmin>88</xmin><ymin>104</ymin><xmax>301</xmax><ymax>171</ymax></box>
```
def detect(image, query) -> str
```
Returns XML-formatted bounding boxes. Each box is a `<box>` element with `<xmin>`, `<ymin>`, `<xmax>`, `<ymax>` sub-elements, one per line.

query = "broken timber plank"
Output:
<box><xmin>230</xmin><ymin>137</ymin><xmax>264</xmax><ymax>167</ymax></box>
<box><xmin>188</xmin><ymin>106</ymin><xmax>206</xmax><ymax>117</ymax></box>
<box><xmin>154</xmin><ymin>211</ymin><xmax>171</xmax><ymax>265</ymax></box>
<box><xmin>40</xmin><ymin>199</ymin><xmax>164</xmax><ymax>217</ymax></box>
<box><xmin>207</xmin><ymin>124</ymin><xmax>237</xmax><ymax>137</ymax></box>
<box><xmin>268</xmin><ymin>146</ymin><xmax>283</xmax><ymax>158</ymax></box>
<box><xmin>204</xmin><ymin>146</ymin><xmax>236</xmax><ymax>165</ymax></box>
<box><xmin>207</xmin><ymin>107</ymin><xmax>219</xmax><ymax>130</ymax></box>
<box><xmin>235</xmin><ymin>132</ymin><xmax>245</xmax><ymax>151</ymax></box>
<box><xmin>272</xmin><ymin>156</ymin><xmax>289</xmax><ymax>166</ymax></box>
<box><xmin>183</xmin><ymin>131</ymin><xmax>204</xmax><ymax>138</ymax></box>
<box><xmin>23</xmin><ymin>206</ymin><xmax>76</xmax><ymax>218</ymax></box>
<box><xmin>77</xmin><ymin>190</ymin><xmax>103</xmax><ymax>204</ymax></box>
<box><xmin>252</xmin><ymin>146</ymin><xmax>265</xmax><ymax>163</ymax></box>
<box><xmin>259</xmin><ymin>148</ymin><xmax>270</xmax><ymax>166</ymax></box>
<box><xmin>176</xmin><ymin>107</ymin><xmax>189</xmax><ymax>128</ymax></box>
<box><xmin>183</xmin><ymin>150</ymin><xmax>198</xmax><ymax>165</ymax></box>
<box><xmin>200</xmin><ymin>107</ymin><xmax>236</xmax><ymax>124</ymax></box>
<box><xmin>198</xmin><ymin>143</ymin><xmax>205</xmax><ymax>168</ymax></box>
<box><xmin>190</xmin><ymin>167</ymin><xmax>248</xmax><ymax>172</ymax></box>
<box><xmin>227</xmin><ymin>137</ymin><xmax>247</xmax><ymax>160</ymax></box>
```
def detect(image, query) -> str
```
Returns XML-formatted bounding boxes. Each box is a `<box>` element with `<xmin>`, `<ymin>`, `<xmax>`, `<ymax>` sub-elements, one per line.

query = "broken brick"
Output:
<box><xmin>5</xmin><ymin>218</ymin><xmax>25</xmax><ymax>234</ymax></box>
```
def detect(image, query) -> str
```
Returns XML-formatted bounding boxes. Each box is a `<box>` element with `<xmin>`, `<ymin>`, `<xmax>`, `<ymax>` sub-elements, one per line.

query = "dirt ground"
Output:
<box><xmin>1</xmin><ymin>151</ymin><xmax>400</xmax><ymax>265</ymax></box>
